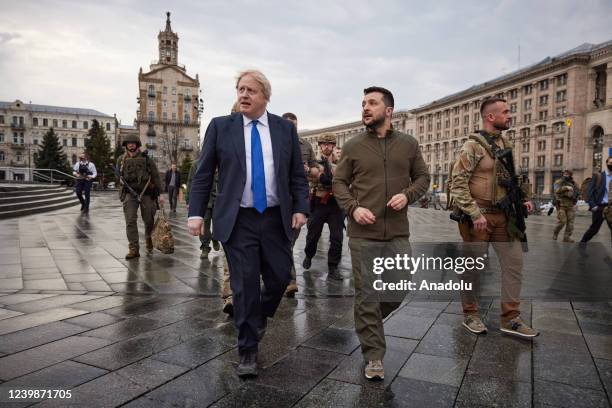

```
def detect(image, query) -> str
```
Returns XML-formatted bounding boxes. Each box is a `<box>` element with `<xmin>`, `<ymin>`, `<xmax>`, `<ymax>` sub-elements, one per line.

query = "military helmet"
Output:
<box><xmin>562</xmin><ymin>169</ymin><xmax>573</xmax><ymax>176</ymax></box>
<box><xmin>317</xmin><ymin>133</ymin><xmax>337</xmax><ymax>145</ymax></box>
<box><xmin>121</xmin><ymin>134</ymin><xmax>142</xmax><ymax>147</ymax></box>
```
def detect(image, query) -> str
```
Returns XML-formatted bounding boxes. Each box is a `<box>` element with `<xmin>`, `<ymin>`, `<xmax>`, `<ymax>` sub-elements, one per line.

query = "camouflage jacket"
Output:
<box><xmin>117</xmin><ymin>151</ymin><xmax>161</xmax><ymax>199</ymax></box>
<box><xmin>309</xmin><ymin>154</ymin><xmax>336</xmax><ymax>195</ymax></box>
<box><xmin>450</xmin><ymin>131</ymin><xmax>528</xmax><ymax>221</ymax></box>
<box><xmin>553</xmin><ymin>177</ymin><xmax>579</xmax><ymax>207</ymax></box>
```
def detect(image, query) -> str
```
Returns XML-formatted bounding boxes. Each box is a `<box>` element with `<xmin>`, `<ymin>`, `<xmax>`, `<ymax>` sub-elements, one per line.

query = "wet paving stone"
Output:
<box><xmin>328</xmin><ymin>335</ymin><xmax>418</xmax><ymax>389</ymax></box>
<box><xmin>293</xmin><ymin>378</ymin><xmax>392</xmax><ymax>407</ymax></box>
<box><xmin>382</xmin><ymin>313</ymin><xmax>437</xmax><ymax>340</ymax></box>
<box><xmin>466</xmin><ymin>331</ymin><xmax>532</xmax><ymax>383</ymax></box>
<box><xmin>62</xmin><ymin>312</ymin><xmax>124</xmax><ymax>329</ymax></box>
<box><xmin>595</xmin><ymin>358</ymin><xmax>612</xmax><ymax>399</ymax></box>
<box><xmin>0</xmin><ymin>335</ymin><xmax>111</xmax><ymax>380</ymax></box>
<box><xmin>388</xmin><ymin>376</ymin><xmax>458</xmax><ymax>408</ymax></box>
<box><xmin>211</xmin><ymin>382</ymin><xmax>302</xmax><ymax>408</ymax></box>
<box><xmin>0</xmin><ymin>360</ymin><xmax>107</xmax><ymax>390</ymax></box>
<box><xmin>414</xmin><ymin>316</ymin><xmax>476</xmax><ymax>359</ymax></box>
<box><xmin>153</xmin><ymin>333</ymin><xmax>234</xmax><ymax>368</ymax></box>
<box><xmin>111</xmin><ymin>357</ymin><xmax>188</xmax><ymax>390</ymax></box>
<box><xmin>6</xmin><ymin>294</ymin><xmax>104</xmax><ymax>314</ymax></box>
<box><xmin>455</xmin><ymin>374</ymin><xmax>531</xmax><ymax>408</ymax></box>
<box><xmin>0</xmin><ymin>309</ymin><xmax>23</xmax><ymax>320</ymax></box>
<box><xmin>22</xmin><ymin>279</ymin><xmax>68</xmax><ymax>291</ymax></box>
<box><xmin>0</xmin><ymin>307</ymin><xmax>89</xmax><ymax>336</ymax></box>
<box><xmin>0</xmin><ymin>321</ymin><xmax>88</xmax><ymax>354</ymax></box>
<box><xmin>80</xmin><ymin>316</ymin><xmax>164</xmax><ymax>341</ymax></box>
<box><xmin>302</xmin><ymin>327</ymin><xmax>360</xmax><ymax>355</ymax></box>
<box><xmin>534</xmin><ymin>379</ymin><xmax>609</xmax><ymax>408</ymax></box>
<box><xmin>398</xmin><ymin>352</ymin><xmax>468</xmax><ymax>387</ymax></box>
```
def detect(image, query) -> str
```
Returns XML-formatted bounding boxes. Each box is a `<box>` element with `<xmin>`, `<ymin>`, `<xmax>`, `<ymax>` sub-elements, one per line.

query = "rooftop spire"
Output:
<box><xmin>165</xmin><ymin>11</ymin><xmax>172</xmax><ymax>32</ymax></box>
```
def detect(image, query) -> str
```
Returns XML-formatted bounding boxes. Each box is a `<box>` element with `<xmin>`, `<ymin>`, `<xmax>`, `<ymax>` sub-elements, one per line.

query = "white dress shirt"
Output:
<box><xmin>72</xmin><ymin>161</ymin><xmax>97</xmax><ymax>179</ymax></box>
<box><xmin>603</xmin><ymin>169</ymin><xmax>612</xmax><ymax>204</ymax></box>
<box><xmin>241</xmin><ymin>112</ymin><xmax>278</xmax><ymax>208</ymax></box>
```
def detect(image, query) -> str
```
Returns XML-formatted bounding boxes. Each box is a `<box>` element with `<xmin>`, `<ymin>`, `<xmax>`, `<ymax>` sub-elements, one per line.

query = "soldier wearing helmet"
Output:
<box><xmin>302</xmin><ymin>132</ymin><xmax>345</xmax><ymax>280</ymax></box>
<box><xmin>552</xmin><ymin>169</ymin><xmax>580</xmax><ymax>242</ymax></box>
<box><xmin>117</xmin><ymin>133</ymin><xmax>163</xmax><ymax>259</ymax></box>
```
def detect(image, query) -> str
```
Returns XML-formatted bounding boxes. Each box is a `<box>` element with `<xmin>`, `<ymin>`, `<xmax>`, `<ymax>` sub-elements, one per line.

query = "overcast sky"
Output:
<box><xmin>1</xmin><ymin>0</ymin><xmax>611</xmax><ymax>132</ymax></box>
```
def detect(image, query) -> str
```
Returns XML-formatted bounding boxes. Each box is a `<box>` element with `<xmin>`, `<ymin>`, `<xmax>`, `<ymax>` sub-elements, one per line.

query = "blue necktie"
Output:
<box><xmin>251</xmin><ymin>120</ymin><xmax>267</xmax><ymax>213</ymax></box>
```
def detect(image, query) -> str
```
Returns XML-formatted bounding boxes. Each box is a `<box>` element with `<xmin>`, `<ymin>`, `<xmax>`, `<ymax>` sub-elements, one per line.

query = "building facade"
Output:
<box><xmin>0</xmin><ymin>100</ymin><xmax>116</xmax><ymax>181</ymax></box>
<box><xmin>137</xmin><ymin>12</ymin><xmax>201</xmax><ymax>172</ymax></box>
<box><xmin>299</xmin><ymin>110</ymin><xmax>416</xmax><ymax>157</ymax></box>
<box><xmin>412</xmin><ymin>40</ymin><xmax>612</xmax><ymax>197</ymax></box>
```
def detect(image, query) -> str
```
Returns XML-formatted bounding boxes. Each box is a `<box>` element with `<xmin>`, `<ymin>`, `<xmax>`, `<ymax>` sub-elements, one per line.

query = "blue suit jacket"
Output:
<box><xmin>587</xmin><ymin>171</ymin><xmax>609</xmax><ymax>209</ymax></box>
<box><xmin>188</xmin><ymin>112</ymin><xmax>310</xmax><ymax>242</ymax></box>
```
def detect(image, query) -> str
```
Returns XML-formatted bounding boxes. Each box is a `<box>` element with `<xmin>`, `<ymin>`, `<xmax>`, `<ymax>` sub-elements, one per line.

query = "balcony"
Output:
<box><xmin>11</xmin><ymin>123</ymin><xmax>25</xmax><ymax>130</ymax></box>
<box><xmin>147</xmin><ymin>91</ymin><xmax>156</xmax><ymax>98</ymax></box>
<box><xmin>10</xmin><ymin>143</ymin><xmax>25</xmax><ymax>150</ymax></box>
<box><xmin>184</xmin><ymin>95</ymin><xmax>192</xmax><ymax>102</ymax></box>
<box><xmin>145</xmin><ymin>143</ymin><xmax>157</xmax><ymax>149</ymax></box>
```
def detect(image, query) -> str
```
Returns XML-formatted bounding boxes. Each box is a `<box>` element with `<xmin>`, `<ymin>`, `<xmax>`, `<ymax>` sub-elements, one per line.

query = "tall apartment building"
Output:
<box><xmin>0</xmin><ymin>100</ymin><xmax>116</xmax><ymax>181</ymax></box>
<box><xmin>137</xmin><ymin>12</ymin><xmax>201</xmax><ymax>172</ymax></box>
<box><xmin>299</xmin><ymin>110</ymin><xmax>416</xmax><ymax>157</ymax></box>
<box><xmin>413</xmin><ymin>40</ymin><xmax>612</xmax><ymax>197</ymax></box>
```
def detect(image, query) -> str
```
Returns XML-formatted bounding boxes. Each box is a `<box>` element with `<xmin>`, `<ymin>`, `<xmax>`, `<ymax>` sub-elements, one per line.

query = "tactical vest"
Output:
<box><xmin>467</xmin><ymin>133</ymin><xmax>512</xmax><ymax>208</ymax></box>
<box><xmin>121</xmin><ymin>153</ymin><xmax>151</xmax><ymax>193</ymax></box>
<box><xmin>553</xmin><ymin>178</ymin><xmax>579</xmax><ymax>208</ymax></box>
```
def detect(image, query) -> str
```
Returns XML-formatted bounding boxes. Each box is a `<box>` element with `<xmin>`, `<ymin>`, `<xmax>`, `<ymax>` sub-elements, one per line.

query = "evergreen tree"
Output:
<box><xmin>180</xmin><ymin>155</ymin><xmax>192</xmax><ymax>188</ymax></box>
<box><xmin>85</xmin><ymin>119</ymin><xmax>114</xmax><ymax>187</ymax></box>
<box><xmin>35</xmin><ymin>128</ymin><xmax>70</xmax><ymax>179</ymax></box>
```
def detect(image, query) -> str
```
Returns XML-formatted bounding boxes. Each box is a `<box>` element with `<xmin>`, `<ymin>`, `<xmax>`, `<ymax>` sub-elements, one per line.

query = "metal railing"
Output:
<box><xmin>0</xmin><ymin>167</ymin><xmax>75</xmax><ymax>184</ymax></box>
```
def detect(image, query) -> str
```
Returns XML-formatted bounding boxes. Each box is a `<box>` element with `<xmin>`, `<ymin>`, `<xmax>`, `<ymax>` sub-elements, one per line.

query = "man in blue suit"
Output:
<box><xmin>580</xmin><ymin>156</ymin><xmax>612</xmax><ymax>245</ymax></box>
<box><xmin>187</xmin><ymin>70</ymin><xmax>309</xmax><ymax>377</ymax></box>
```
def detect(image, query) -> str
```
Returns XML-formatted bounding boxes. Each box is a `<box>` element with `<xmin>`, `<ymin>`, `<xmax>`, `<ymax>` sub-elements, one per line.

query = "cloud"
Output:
<box><xmin>0</xmin><ymin>0</ymin><xmax>611</xmax><ymax>131</ymax></box>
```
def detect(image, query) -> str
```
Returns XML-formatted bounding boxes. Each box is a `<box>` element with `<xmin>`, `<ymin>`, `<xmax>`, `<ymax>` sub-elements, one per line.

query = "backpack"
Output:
<box><xmin>580</xmin><ymin>173</ymin><xmax>601</xmax><ymax>201</ymax></box>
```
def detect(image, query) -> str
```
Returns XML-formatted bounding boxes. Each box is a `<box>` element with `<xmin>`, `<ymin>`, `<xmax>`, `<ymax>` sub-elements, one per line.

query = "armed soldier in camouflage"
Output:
<box><xmin>303</xmin><ymin>132</ymin><xmax>344</xmax><ymax>280</ymax></box>
<box><xmin>450</xmin><ymin>97</ymin><xmax>538</xmax><ymax>339</ymax></box>
<box><xmin>552</xmin><ymin>170</ymin><xmax>580</xmax><ymax>242</ymax></box>
<box><xmin>117</xmin><ymin>134</ymin><xmax>163</xmax><ymax>260</ymax></box>
<box><xmin>282</xmin><ymin>112</ymin><xmax>318</xmax><ymax>296</ymax></box>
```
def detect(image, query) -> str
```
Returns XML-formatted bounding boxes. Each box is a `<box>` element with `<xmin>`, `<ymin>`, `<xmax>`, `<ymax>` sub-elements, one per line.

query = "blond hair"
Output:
<box><xmin>235</xmin><ymin>69</ymin><xmax>271</xmax><ymax>101</ymax></box>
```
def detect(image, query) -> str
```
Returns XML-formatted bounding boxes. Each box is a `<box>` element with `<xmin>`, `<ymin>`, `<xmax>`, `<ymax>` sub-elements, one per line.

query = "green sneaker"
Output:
<box><xmin>501</xmin><ymin>316</ymin><xmax>539</xmax><ymax>338</ymax></box>
<box><xmin>463</xmin><ymin>315</ymin><xmax>487</xmax><ymax>334</ymax></box>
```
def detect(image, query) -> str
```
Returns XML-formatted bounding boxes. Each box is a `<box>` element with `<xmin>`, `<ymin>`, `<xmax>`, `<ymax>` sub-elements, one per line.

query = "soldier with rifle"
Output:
<box><xmin>449</xmin><ymin>97</ymin><xmax>538</xmax><ymax>338</ymax></box>
<box><xmin>115</xmin><ymin>134</ymin><xmax>163</xmax><ymax>259</ymax></box>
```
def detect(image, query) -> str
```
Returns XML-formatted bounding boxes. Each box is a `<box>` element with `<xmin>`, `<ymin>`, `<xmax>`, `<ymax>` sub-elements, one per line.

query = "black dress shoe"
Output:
<box><xmin>236</xmin><ymin>350</ymin><xmax>258</xmax><ymax>378</ymax></box>
<box><xmin>257</xmin><ymin>318</ymin><xmax>267</xmax><ymax>341</ymax></box>
<box><xmin>302</xmin><ymin>257</ymin><xmax>312</xmax><ymax>269</ymax></box>
<box><xmin>327</xmin><ymin>265</ymin><xmax>343</xmax><ymax>281</ymax></box>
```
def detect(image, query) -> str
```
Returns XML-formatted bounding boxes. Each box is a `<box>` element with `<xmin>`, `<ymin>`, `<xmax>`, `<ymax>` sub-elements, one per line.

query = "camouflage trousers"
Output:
<box><xmin>554</xmin><ymin>207</ymin><xmax>576</xmax><ymax>239</ymax></box>
<box><xmin>122</xmin><ymin>195</ymin><xmax>156</xmax><ymax>250</ymax></box>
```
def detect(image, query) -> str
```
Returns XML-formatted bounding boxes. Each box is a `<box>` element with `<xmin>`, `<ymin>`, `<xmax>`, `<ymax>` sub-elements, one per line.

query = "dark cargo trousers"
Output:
<box><xmin>122</xmin><ymin>195</ymin><xmax>156</xmax><ymax>250</ymax></box>
<box><xmin>349</xmin><ymin>236</ymin><xmax>410</xmax><ymax>361</ymax></box>
<box><xmin>304</xmin><ymin>197</ymin><xmax>344</xmax><ymax>267</ymax></box>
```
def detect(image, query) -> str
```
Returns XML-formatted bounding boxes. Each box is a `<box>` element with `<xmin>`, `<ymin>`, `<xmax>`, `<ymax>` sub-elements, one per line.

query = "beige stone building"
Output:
<box><xmin>413</xmin><ymin>40</ymin><xmax>612</xmax><ymax>197</ymax></box>
<box><xmin>137</xmin><ymin>12</ymin><xmax>200</xmax><ymax>172</ymax></box>
<box><xmin>0</xmin><ymin>100</ymin><xmax>116</xmax><ymax>181</ymax></box>
<box><xmin>299</xmin><ymin>110</ymin><xmax>416</xmax><ymax>157</ymax></box>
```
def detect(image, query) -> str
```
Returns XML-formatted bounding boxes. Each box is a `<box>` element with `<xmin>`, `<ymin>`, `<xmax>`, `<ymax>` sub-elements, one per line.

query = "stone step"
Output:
<box><xmin>0</xmin><ymin>199</ymin><xmax>80</xmax><ymax>219</ymax></box>
<box><xmin>0</xmin><ymin>192</ymin><xmax>76</xmax><ymax>213</ymax></box>
<box><xmin>0</xmin><ymin>190</ymin><xmax>74</xmax><ymax>204</ymax></box>
<box><xmin>0</xmin><ymin>184</ymin><xmax>66</xmax><ymax>195</ymax></box>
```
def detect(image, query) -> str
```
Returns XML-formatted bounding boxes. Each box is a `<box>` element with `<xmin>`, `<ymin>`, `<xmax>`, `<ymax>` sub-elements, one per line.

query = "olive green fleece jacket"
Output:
<box><xmin>332</xmin><ymin>129</ymin><xmax>430</xmax><ymax>240</ymax></box>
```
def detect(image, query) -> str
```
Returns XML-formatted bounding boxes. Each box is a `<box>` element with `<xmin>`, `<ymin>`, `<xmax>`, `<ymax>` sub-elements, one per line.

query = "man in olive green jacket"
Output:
<box><xmin>333</xmin><ymin>87</ymin><xmax>430</xmax><ymax>381</ymax></box>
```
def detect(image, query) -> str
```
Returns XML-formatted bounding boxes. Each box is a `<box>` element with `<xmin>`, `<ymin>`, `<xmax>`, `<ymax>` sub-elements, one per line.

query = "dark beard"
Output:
<box><xmin>127</xmin><ymin>147</ymin><xmax>138</xmax><ymax>153</ymax></box>
<box><xmin>493</xmin><ymin>122</ymin><xmax>510</xmax><ymax>131</ymax></box>
<box><xmin>364</xmin><ymin>115</ymin><xmax>386</xmax><ymax>131</ymax></box>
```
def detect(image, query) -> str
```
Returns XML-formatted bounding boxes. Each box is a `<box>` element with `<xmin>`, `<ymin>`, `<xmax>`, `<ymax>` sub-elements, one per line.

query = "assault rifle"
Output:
<box><xmin>112</xmin><ymin>164</ymin><xmax>143</xmax><ymax>204</ymax></box>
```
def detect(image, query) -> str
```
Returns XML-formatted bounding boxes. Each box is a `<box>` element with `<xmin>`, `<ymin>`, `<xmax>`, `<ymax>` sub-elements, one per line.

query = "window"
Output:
<box><xmin>163</xmin><ymin>100</ymin><xmax>167</xmax><ymax>108</ymax></box>
<box><xmin>83</xmin><ymin>121</ymin><xmax>88</xmax><ymax>129</ymax></box>
<box><xmin>537</xmin><ymin>156</ymin><xmax>545</xmax><ymax>167</ymax></box>
<box><xmin>184</xmin><ymin>114</ymin><xmax>190</xmax><ymax>124</ymax></box>
<box><xmin>509</xmin><ymin>89</ymin><xmax>518</xmax><ymax>99</ymax></box>
<box><xmin>53</xmin><ymin>119</ymin><xmax>58</xmax><ymax>128</ymax></box>
<box><xmin>538</xmin><ymin>140</ymin><xmax>546</xmax><ymax>151</ymax></box>
<box><xmin>556</xmin><ymin>73</ymin><xmax>567</xmax><ymax>86</ymax></box>
<box><xmin>463</xmin><ymin>115</ymin><xmax>469</xmax><ymax>124</ymax></box>
<box><xmin>149</xmin><ymin>99</ymin><xmax>154</xmax><ymax>107</ymax></box>
<box><xmin>148</xmin><ymin>85</ymin><xmax>155</xmax><ymax>96</ymax></box>
<box><xmin>539</xmin><ymin>79</ymin><xmax>549</xmax><ymax>90</ymax></box>
<box><xmin>539</xmin><ymin>95</ymin><xmax>548</xmax><ymax>106</ymax></box>
<box><xmin>473</xmin><ymin>100</ymin><xmax>480</xmax><ymax>109</ymax></box>
<box><xmin>0</xmin><ymin>133</ymin><xmax>4</xmax><ymax>142</ymax></box>
<box><xmin>148</xmin><ymin>111</ymin><xmax>155</xmax><ymax>121</ymax></box>
<box><xmin>453</xmin><ymin>129</ymin><xmax>459</xmax><ymax>137</ymax></box>
<box><xmin>172</xmin><ymin>87</ymin><xmax>176</xmax><ymax>95</ymax></box>
<box><xmin>444</xmin><ymin>120</ymin><xmax>449</xmax><ymax>128</ymax></box>
<box><xmin>16</xmin><ymin>152</ymin><xmax>22</xmax><ymax>162</ymax></box>
<box><xmin>524</xmin><ymin>99</ymin><xmax>532</xmax><ymax>110</ymax></box>
<box><xmin>453</xmin><ymin>106</ymin><xmax>459</xmax><ymax>115</ymax></box>
<box><xmin>554</xmin><ymin>122</ymin><xmax>566</xmax><ymax>133</ymax></box>
<box><xmin>12</xmin><ymin>132</ymin><xmax>18</xmax><ymax>143</ymax></box>
<box><xmin>0</xmin><ymin>151</ymin><xmax>4</xmax><ymax>161</ymax></box>
<box><xmin>537</xmin><ymin>125</ymin><xmax>546</xmax><ymax>135</ymax></box>
<box><xmin>172</xmin><ymin>112</ymin><xmax>176</xmax><ymax>120</ymax></box>
<box><xmin>556</xmin><ymin>90</ymin><xmax>566</xmax><ymax>102</ymax></box>
<box><xmin>43</xmin><ymin>118</ymin><xmax>48</xmax><ymax>127</ymax></box>
<box><xmin>72</xmin><ymin>138</ymin><xmax>77</xmax><ymax>147</ymax></box>
<box><xmin>436</xmin><ymin>122</ymin><xmax>441</xmax><ymax>130</ymax></box>
<box><xmin>162</xmin><ymin>112</ymin><xmax>167</xmax><ymax>120</ymax></box>
<box><xmin>539</xmin><ymin>111</ymin><xmax>548</xmax><ymax>120</ymax></box>
<box><xmin>555</xmin><ymin>106</ymin><xmax>567</xmax><ymax>117</ymax></box>
<box><xmin>72</xmin><ymin>120</ymin><xmax>77</xmax><ymax>129</ymax></box>
<box><xmin>523</xmin><ymin>114</ymin><xmax>531</xmax><ymax>123</ymax></box>
<box><xmin>463</xmin><ymin>127</ymin><xmax>468</xmax><ymax>135</ymax></box>
<box><xmin>555</xmin><ymin>139</ymin><xmax>564</xmax><ymax>149</ymax></box>
<box><xmin>0</xmin><ymin>115</ymin><xmax>3</xmax><ymax>124</ymax></box>
<box><xmin>521</xmin><ymin>128</ymin><xmax>530</xmax><ymax>139</ymax></box>
<box><xmin>521</xmin><ymin>157</ymin><xmax>529</xmax><ymax>168</ymax></box>
<box><xmin>186</xmin><ymin>89</ymin><xmax>191</xmax><ymax>97</ymax></box>
<box><xmin>554</xmin><ymin>154</ymin><xmax>563</xmax><ymax>166</ymax></box>
<box><xmin>510</xmin><ymin>103</ymin><xmax>517</xmax><ymax>113</ymax></box>
<box><xmin>62</xmin><ymin>120</ymin><xmax>67</xmax><ymax>128</ymax></box>
<box><xmin>163</xmin><ymin>86</ymin><xmax>168</xmax><ymax>94</ymax></box>
<box><xmin>523</xmin><ymin>84</ymin><xmax>533</xmax><ymax>95</ymax></box>
<box><xmin>172</xmin><ymin>100</ymin><xmax>176</xmax><ymax>109</ymax></box>
<box><xmin>454</xmin><ymin>117</ymin><xmax>459</xmax><ymax>126</ymax></box>
<box><xmin>106</xmin><ymin>123</ymin><xmax>111</xmax><ymax>131</ymax></box>
<box><xmin>63</xmin><ymin>139</ymin><xmax>67</xmax><ymax>146</ymax></box>
<box><xmin>474</xmin><ymin>113</ymin><xmax>480</xmax><ymax>122</ymax></box>
<box><xmin>510</xmin><ymin>117</ymin><xmax>516</xmax><ymax>127</ymax></box>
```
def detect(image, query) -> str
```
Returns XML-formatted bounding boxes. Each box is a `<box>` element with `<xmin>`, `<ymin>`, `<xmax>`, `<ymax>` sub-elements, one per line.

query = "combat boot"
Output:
<box><xmin>125</xmin><ymin>247</ymin><xmax>140</xmax><ymax>260</ymax></box>
<box><xmin>563</xmin><ymin>237</ymin><xmax>575</xmax><ymax>243</ymax></box>
<box><xmin>146</xmin><ymin>238</ymin><xmax>154</xmax><ymax>254</ymax></box>
<box><xmin>552</xmin><ymin>231</ymin><xmax>558</xmax><ymax>240</ymax></box>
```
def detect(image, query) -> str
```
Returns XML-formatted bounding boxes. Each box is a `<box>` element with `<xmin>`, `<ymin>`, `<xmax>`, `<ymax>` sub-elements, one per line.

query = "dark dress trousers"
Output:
<box><xmin>188</xmin><ymin>112</ymin><xmax>309</xmax><ymax>354</ymax></box>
